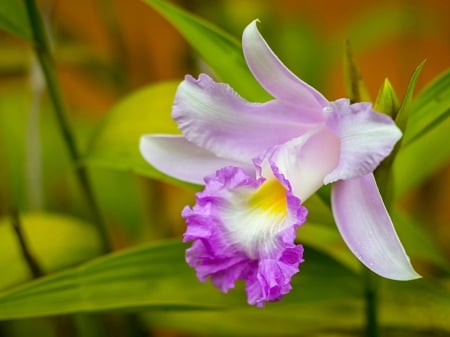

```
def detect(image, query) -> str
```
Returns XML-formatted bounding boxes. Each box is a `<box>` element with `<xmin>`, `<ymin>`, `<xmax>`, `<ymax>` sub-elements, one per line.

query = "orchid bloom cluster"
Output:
<box><xmin>140</xmin><ymin>20</ymin><xmax>420</xmax><ymax>307</ymax></box>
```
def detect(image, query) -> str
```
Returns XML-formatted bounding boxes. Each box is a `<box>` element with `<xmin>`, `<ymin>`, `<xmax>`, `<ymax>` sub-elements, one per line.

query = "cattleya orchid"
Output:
<box><xmin>140</xmin><ymin>20</ymin><xmax>420</xmax><ymax>307</ymax></box>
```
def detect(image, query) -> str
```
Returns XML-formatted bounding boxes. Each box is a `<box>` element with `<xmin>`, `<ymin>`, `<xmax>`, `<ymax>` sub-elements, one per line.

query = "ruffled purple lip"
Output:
<box><xmin>182</xmin><ymin>166</ymin><xmax>307</xmax><ymax>307</ymax></box>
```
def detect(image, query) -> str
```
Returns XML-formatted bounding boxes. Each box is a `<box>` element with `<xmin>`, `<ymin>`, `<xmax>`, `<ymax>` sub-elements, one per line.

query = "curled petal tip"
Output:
<box><xmin>242</xmin><ymin>20</ymin><xmax>327</xmax><ymax>111</ymax></box>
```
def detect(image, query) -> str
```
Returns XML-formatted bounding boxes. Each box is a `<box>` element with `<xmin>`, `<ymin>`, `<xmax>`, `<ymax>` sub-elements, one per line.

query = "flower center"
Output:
<box><xmin>221</xmin><ymin>178</ymin><xmax>290</xmax><ymax>259</ymax></box>
<box><xmin>248</xmin><ymin>179</ymin><xmax>288</xmax><ymax>219</ymax></box>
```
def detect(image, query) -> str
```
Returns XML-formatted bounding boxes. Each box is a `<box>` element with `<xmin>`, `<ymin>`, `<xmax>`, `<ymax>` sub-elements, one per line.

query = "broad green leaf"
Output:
<box><xmin>395</xmin><ymin>60</ymin><xmax>426</xmax><ymax>132</ymax></box>
<box><xmin>84</xmin><ymin>81</ymin><xmax>182</xmax><ymax>182</ymax></box>
<box><xmin>0</xmin><ymin>0</ymin><xmax>31</xmax><ymax>41</ymax></box>
<box><xmin>374</xmin><ymin>78</ymin><xmax>400</xmax><ymax>117</ymax></box>
<box><xmin>0</xmin><ymin>240</ymin><xmax>360</xmax><ymax>319</ymax></box>
<box><xmin>142</xmin><ymin>0</ymin><xmax>269</xmax><ymax>101</ymax></box>
<box><xmin>402</xmin><ymin>68</ymin><xmax>450</xmax><ymax>147</ymax></box>
<box><xmin>144</xmin><ymin>299</ymin><xmax>363</xmax><ymax>336</ymax></box>
<box><xmin>1</xmin><ymin>239</ymin><xmax>449</xmax><ymax>335</ymax></box>
<box><xmin>393</xmin><ymin>113</ymin><xmax>450</xmax><ymax>197</ymax></box>
<box><xmin>142</xmin><ymin>277</ymin><xmax>450</xmax><ymax>336</ymax></box>
<box><xmin>0</xmin><ymin>212</ymin><xmax>102</xmax><ymax>291</ymax></box>
<box><xmin>379</xmin><ymin>278</ymin><xmax>450</xmax><ymax>334</ymax></box>
<box><xmin>343</xmin><ymin>40</ymin><xmax>370</xmax><ymax>102</ymax></box>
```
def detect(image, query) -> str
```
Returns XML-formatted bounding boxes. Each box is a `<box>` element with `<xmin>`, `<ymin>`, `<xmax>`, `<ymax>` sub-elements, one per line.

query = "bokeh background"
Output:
<box><xmin>0</xmin><ymin>0</ymin><xmax>449</xmax><ymax>336</ymax></box>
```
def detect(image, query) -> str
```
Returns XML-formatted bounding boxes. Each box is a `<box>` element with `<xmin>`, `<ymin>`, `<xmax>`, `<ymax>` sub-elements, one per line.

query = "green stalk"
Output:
<box><xmin>364</xmin><ymin>268</ymin><xmax>380</xmax><ymax>337</ymax></box>
<box><xmin>24</xmin><ymin>0</ymin><xmax>110</xmax><ymax>253</ymax></box>
<box><xmin>10</xmin><ymin>208</ymin><xmax>43</xmax><ymax>278</ymax></box>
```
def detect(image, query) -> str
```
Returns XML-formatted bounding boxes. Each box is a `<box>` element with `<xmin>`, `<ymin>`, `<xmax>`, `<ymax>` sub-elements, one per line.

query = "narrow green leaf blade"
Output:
<box><xmin>0</xmin><ymin>0</ymin><xmax>32</xmax><ymax>41</ymax></box>
<box><xmin>394</xmin><ymin>112</ymin><xmax>450</xmax><ymax>197</ymax></box>
<box><xmin>402</xmin><ymin>68</ymin><xmax>450</xmax><ymax>146</ymax></box>
<box><xmin>395</xmin><ymin>60</ymin><xmax>426</xmax><ymax>132</ymax></box>
<box><xmin>142</xmin><ymin>0</ymin><xmax>269</xmax><ymax>101</ymax></box>
<box><xmin>393</xmin><ymin>68</ymin><xmax>450</xmax><ymax>196</ymax></box>
<box><xmin>343</xmin><ymin>40</ymin><xmax>370</xmax><ymax>102</ymax></box>
<box><xmin>83</xmin><ymin>81</ymin><xmax>182</xmax><ymax>182</ymax></box>
<box><xmin>0</xmin><ymin>240</ymin><xmax>360</xmax><ymax>319</ymax></box>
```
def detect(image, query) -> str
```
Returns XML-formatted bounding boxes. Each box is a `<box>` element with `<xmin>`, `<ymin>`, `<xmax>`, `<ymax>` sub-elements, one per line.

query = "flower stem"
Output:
<box><xmin>24</xmin><ymin>0</ymin><xmax>110</xmax><ymax>253</ymax></box>
<box><xmin>364</xmin><ymin>268</ymin><xmax>380</xmax><ymax>337</ymax></box>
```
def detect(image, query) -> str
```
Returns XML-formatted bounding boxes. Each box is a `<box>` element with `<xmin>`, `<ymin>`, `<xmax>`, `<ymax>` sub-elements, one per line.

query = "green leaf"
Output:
<box><xmin>302</xmin><ymin>194</ymin><xmax>334</xmax><ymax>226</ymax></box>
<box><xmin>146</xmin><ymin>278</ymin><xmax>450</xmax><ymax>336</ymax></box>
<box><xmin>402</xmin><ymin>68</ymin><xmax>450</xmax><ymax>147</ymax></box>
<box><xmin>379</xmin><ymin>278</ymin><xmax>450</xmax><ymax>334</ymax></box>
<box><xmin>84</xmin><ymin>81</ymin><xmax>182</xmax><ymax>182</ymax></box>
<box><xmin>301</xmin><ymin>194</ymin><xmax>360</xmax><ymax>270</ymax></box>
<box><xmin>392</xmin><ymin>210</ymin><xmax>449</xmax><ymax>272</ymax></box>
<box><xmin>395</xmin><ymin>60</ymin><xmax>426</xmax><ymax>132</ymax></box>
<box><xmin>343</xmin><ymin>40</ymin><xmax>370</xmax><ymax>102</ymax></box>
<box><xmin>0</xmin><ymin>240</ymin><xmax>360</xmax><ymax>319</ymax></box>
<box><xmin>391</xmin><ymin>66</ymin><xmax>450</xmax><ymax>197</ymax></box>
<box><xmin>143</xmin><ymin>299</ymin><xmax>364</xmax><ymax>336</ymax></box>
<box><xmin>298</xmin><ymin>222</ymin><xmax>359</xmax><ymax>272</ymax></box>
<box><xmin>142</xmin><ymin>0</ymin><xmax>269</xmax><ymax>101</ymax></box>
<box><xmin>0</xmin><ymin>0</ymin><xmax>31</xmax><ymax>41</ymax></box>
<box><xmin>393</xmin><ymin>112</ymin><xmax>450</xmax><ymax>197</ymax></box>
<box><xmin>0</xmin><ymin>213</ymin><xmax>102</xmax><ymax>291</ymax></box>
<box><xmin>374</xmin><ymin>78</ymin><xmax>400</xmax><ymax>117</ymax></box>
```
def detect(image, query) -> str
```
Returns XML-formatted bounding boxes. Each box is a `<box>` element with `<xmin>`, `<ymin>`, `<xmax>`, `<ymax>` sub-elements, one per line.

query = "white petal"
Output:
<box><xmin>242</xmin><ymin>20</ymin><xmax>327</xmax><ymax>114</ymax></box>
<box><xmin>331</xmin><ymin>173</ymin><xmax>421</xmax><ymax>280</ymax></box>
<box><xmin>325</xmin><ymin>99</ymin><xmax>402</xmax><ymax>183</ymax></box>
<box><xmin>266</xmin><ymin>127</ymin><xmax>340</xmax><ymax>201</ymax></box>
<box><xmin>173</xmin><ymin>74</ymin><xmax>318</xmax><ymax>163</ymax></box>
<box><xmin>139</xmin><ymin>135</ymin><xmax>253</xmax><ymax>184</ymax></box>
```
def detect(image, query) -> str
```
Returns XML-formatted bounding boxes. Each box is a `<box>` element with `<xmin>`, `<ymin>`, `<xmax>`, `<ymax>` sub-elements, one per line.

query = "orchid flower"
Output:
<box><xmin>140</xmin><ymin>20</ymin><xmax>420</xmax><ymax>307</ymax></box>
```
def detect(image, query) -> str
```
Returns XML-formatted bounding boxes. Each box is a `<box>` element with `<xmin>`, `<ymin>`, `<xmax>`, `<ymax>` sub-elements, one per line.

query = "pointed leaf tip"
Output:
<box><xmin>374</xmin><ymin>78</ymin><xmax>400</xmax><ymax>117</ymax></box>
<box><xmin>395</xmin><ymin>60</ymin><xmax>426</xmax><ymax>132</ymax></box>
<box><xmin>343</xmin><ymin>40</ymin><xmax>371</xmax><ymax>103</ymax></box>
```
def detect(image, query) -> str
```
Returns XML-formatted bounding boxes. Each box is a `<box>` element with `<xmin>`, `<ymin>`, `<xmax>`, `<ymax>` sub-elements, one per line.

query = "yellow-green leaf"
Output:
<box><xmin>0</xmin><ymin>212</ymin><xmax>102</xmax><ymax>290</ymax></box>
<box><xmin>84</xmin><ymin>81</ymin><xmax>181</xmax><ymax>182</ymax></box>
<box><xmin>374</xmin><ymin>78</ymin><xmax>400</xmax><ymax>117</ymax></box>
